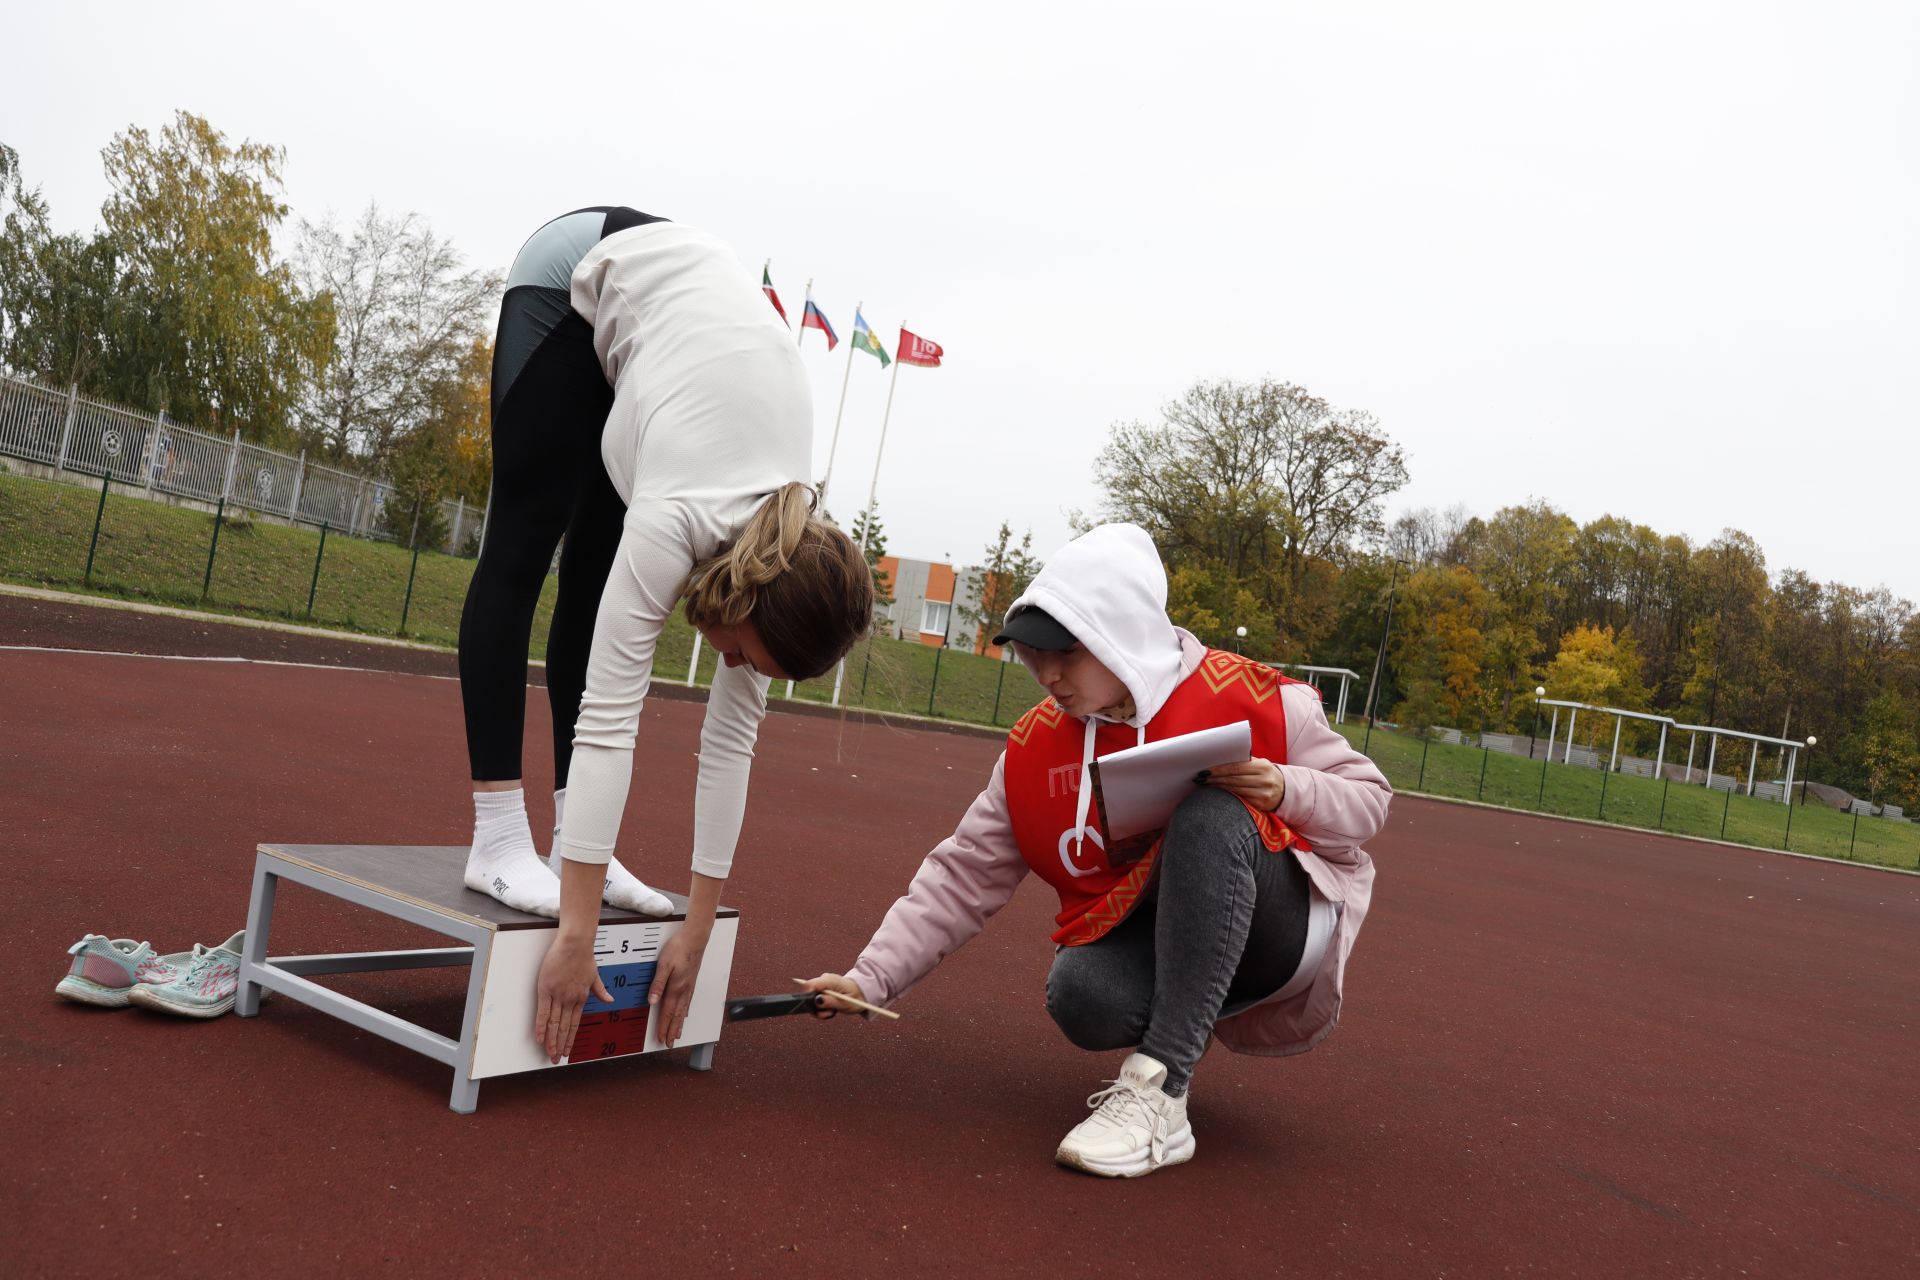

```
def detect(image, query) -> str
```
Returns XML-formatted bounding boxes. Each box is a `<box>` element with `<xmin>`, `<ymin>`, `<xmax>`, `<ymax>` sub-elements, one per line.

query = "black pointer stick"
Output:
<box><xmin>724</xmin><ymin>993</ymin><xmax>824</xmax><ymax>1021</ymax></box>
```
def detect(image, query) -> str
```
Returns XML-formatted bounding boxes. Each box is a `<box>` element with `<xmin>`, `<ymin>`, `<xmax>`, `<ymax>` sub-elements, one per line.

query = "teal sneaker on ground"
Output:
<box><xmin>55</xmin><ymin>935</ymin><xmax>188</xmax><ymax>1008</ymax></box>
<box><xmin>129</xmin><ymin>931</ymin><xmax>246</xmax><ymax>1019</ymax></box>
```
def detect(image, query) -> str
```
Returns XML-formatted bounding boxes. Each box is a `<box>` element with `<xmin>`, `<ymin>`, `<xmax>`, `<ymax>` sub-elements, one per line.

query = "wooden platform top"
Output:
<box><xmin>256</xmin><ymin>844</ymin><xmax>737</xmax><ymax>932</ymax></box>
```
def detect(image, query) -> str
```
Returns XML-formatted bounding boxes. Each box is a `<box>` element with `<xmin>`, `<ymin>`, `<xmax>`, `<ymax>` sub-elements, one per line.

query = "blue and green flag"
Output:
<box><xmin>852</xmin><ymin>310</ymin><xmax>891</xmax><ymax>367</ymax></box>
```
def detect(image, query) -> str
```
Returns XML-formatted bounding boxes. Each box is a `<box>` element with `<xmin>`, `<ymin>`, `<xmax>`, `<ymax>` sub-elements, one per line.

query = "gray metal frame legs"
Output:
<box><xmin>236</xmin><ymin>853</ymin><xmax>495</xmax><ymax>1113</ymax></box>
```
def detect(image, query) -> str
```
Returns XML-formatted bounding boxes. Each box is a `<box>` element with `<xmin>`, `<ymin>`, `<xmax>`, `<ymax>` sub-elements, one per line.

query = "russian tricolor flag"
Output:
<box><xmin>802</xmin><ymin>297</ymin><xmax>839</xmax><ymax>351</ymax></box>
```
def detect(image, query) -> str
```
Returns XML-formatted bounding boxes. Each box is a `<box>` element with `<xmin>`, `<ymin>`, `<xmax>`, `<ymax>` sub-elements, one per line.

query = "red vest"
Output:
<box><xmin>1004</xmin><ymin>649</ymin><xmax>1313</xmax><ymax>945</ymax></box>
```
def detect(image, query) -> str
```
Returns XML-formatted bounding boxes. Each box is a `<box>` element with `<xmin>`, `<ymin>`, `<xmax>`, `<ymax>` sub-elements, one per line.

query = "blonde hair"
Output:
<box><xmin>684</xmin><ymin>482</ymin><xmax>874</xmax><ymax>680</ymax></box>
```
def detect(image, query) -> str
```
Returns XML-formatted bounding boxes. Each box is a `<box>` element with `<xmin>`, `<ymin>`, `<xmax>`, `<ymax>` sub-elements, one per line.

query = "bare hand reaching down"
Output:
<box><xmin>648</xmin><ymin>926</ymin><xmax>709</xmax><ymax>1048</ymax></box>
<box><xmin>534</xmin><ymin>935</ymin><xmax>612</xmax><ymax>1064</ymax></box>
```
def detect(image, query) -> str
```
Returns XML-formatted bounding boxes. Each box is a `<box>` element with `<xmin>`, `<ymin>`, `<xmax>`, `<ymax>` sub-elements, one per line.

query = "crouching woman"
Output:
<box><xmin>805</xmin><ymin>523</ymin><xmax>1391</xmax><ymax>1178</ymax></box>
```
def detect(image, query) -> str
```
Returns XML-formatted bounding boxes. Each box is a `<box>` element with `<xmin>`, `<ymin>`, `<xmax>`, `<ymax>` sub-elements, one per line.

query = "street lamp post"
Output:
<box><xmin>1234</xmin><ymin>625</ymin><xmax>1247</xmax><ymax>655</ymax></box>
<box><xmin>1530</xmin><ymin>685</ymin><xmax>1545</xmax><ymax>760</ymax></box>
<box><xmin>1534</xmin><ymin>686</ymin><xmax>1550</xmax><ymax>809</ymax></box>
<box><xmin>1361</xmin><ymin>559</ymin><xmax>1406</xmax><ymax>756</ymax></box>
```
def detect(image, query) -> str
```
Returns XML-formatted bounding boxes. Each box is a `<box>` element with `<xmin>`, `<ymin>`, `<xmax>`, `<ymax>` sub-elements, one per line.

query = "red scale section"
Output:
<box><xmin>570</xmin><ymin>1007</ymin><xmax>651</xmax><ymax>1062</ymax></box>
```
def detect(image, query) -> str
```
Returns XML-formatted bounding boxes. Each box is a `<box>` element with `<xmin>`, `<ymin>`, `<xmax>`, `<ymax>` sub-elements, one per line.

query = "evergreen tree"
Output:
<box><xmin>960</xmin><ymin>522</ymin><xmax>1042</xmax><ymax>653</ymax></box>
<box><xmin>848</xmin><ymin>505</ymin><xmax>892</xmax><ymax>607</ymax></box>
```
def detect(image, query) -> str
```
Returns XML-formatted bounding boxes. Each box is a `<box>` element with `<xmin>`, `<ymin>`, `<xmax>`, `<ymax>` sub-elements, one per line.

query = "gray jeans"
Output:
<box><xmin>1044</xmin><ymin>787</ymin><xmax>1311</xmax><ymax>1096</ymax></box>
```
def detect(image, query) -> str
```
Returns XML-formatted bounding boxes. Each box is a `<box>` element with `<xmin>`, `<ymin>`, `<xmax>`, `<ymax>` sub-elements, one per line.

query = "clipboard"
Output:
<box><xmin>1089</xmin><ymin>720</ymin><xmax>1253</xmax><ymax>844</ymax></box>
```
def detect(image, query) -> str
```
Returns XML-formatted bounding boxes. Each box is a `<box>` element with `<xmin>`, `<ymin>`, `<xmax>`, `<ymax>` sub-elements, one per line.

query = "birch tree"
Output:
<box><xmin>293</xmin><ymin>202</ymin><xmax>500</xmax><ymax>466</ymax></box>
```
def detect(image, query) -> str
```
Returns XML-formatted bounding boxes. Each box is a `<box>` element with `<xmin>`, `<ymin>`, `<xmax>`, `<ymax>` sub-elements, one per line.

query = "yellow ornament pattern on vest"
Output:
<box><xmin>1196</xmin><ymin>650</ymin><xmax>1280</xmax><ymax>703</ymax></box>
<box><xmin>1008</xmin><ymin>698</ymin><xmax>1066</xmax><ymax>748</ymax></box>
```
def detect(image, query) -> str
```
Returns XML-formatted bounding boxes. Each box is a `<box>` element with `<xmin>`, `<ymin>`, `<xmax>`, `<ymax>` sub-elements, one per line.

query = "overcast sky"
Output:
<box><xmin>6</xmin><ymin>2</ymin><xmax>1915</xmax><ymax>600</ymax></box>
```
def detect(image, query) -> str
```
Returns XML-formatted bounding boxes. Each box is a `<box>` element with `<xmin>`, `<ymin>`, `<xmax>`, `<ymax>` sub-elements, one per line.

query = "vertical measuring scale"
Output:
<box><xmin>464</xmin><ymin>891</ymin><xmax>738</xmax><ymax>1082</ymax></box>
<box><xmin>570</xmin><ymin>921</ymin><xmax>666</xmax><ymax>1062</ymax></box>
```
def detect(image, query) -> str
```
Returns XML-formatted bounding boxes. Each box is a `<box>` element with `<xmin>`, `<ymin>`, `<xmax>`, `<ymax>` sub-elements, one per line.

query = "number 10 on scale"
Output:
<box><xmin>570</xmin><ymin>923</ymin><xmax>662</xmax><ymax>1062</ymax></box>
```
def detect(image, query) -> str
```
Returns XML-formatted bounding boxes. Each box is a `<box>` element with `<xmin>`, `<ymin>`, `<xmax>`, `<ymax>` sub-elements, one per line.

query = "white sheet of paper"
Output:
<box><xmin>1090</xmin><ymin>720</ymin><xmax>1253</xmax><ymax>841</ymax></box>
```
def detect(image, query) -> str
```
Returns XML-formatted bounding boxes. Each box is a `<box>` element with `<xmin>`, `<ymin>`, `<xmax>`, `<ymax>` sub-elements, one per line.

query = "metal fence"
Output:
<box><xmin>1344</xmin><ymin>719</ymin><xmax>1920</xmax><ymax>871</ymax></box>
<box><xmin>0</xmin><ymin>371</ymin><xmax>485</xmax><ymax>553</ymax></box>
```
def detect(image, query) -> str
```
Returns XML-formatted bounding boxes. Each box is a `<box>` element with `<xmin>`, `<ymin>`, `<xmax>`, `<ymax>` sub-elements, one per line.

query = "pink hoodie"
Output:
<box><xmin>847</xmin><ymin>629</ymin><xmax>1391</xmax><ymax>1058</ymax></box>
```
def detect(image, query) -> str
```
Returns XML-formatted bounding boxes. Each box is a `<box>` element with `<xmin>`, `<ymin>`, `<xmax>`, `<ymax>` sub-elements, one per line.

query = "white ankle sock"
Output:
<box><xmin>465</xmin><ymin>788</ymin><xmax>561</xmax><ymax>918</ymax></box>
<box><xmin>548</xmin><ymin>788</ymin><xmax>568</xmax><ymax>865</ymax></box>
<box><xmin>600</xmin><ymin>858</ymin><xmax>673</xmax><ymax>917</ymax></box>
<box><xmin>548</xmin><ymin>786</ymin><xmax>671</xmax><ymax>917</ymax></box>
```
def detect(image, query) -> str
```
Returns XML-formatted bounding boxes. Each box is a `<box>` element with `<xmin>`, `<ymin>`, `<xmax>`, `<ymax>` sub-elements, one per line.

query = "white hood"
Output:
<box><xmin>1006</xmin><ymin>523</ymin><xmax>1186</xmax><ymax>728</ymax></box>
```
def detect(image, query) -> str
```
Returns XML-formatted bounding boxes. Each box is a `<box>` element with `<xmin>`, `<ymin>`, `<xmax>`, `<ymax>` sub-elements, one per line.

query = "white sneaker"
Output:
<box><xmin>1054</xmin><ymin>1051</ymin><xmax>1195</xmax><ymax>1178</ymax></box>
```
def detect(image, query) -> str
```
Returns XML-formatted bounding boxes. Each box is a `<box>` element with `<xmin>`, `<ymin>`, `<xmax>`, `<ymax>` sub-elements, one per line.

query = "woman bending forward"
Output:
<box><xmin>457</xmin><ymin>208</ymin><xmax>870</xmax><ymax>1054</ymax></box>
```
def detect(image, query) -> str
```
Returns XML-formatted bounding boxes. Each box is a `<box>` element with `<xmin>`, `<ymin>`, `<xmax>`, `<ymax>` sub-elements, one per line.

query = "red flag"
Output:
<box><xmin>897</xmin><ymin>328</ymin><xmax>944</xmax><ymax>368</ymax></box>
<box><xmin>762</xmin><ymin>264</ymin><xmax>789</xmax><ymax>327</ymax></box>
<box><xmin>802</xmin><ymin>297</ymin><xmax>840</xmax><ymax>350</ymax></box>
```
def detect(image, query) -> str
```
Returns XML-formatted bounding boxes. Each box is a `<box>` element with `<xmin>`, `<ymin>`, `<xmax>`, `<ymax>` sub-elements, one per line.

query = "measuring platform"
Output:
<box><xmin>235</xmin><ymin>844</ymin><xmax>738</xmax><ymax>1113</ymax></box>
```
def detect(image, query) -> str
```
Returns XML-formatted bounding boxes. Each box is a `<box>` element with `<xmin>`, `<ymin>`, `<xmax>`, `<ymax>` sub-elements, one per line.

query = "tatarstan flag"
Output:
<box><xmin>852</xmin><ymin>310</ymin><xmax>891</xmax><ymax>367</ymax></box>
<box><xmin>802</xmin><ymin>297</ymin><xmax>839</xmax><ymax>350</ymax></box>
<box><xmin>897</xmin><ymin>328</ymin><xmax>944</xmax><ymax>368</ymax></box>
<box><xmin>762</xmin><ymin>263</ymin><xmax>789</xmax><ymax>327</ymax></box>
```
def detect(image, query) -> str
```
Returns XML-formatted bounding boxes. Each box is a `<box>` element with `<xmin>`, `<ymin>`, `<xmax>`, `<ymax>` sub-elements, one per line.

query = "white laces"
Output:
<box><xmin>181</xmin><ymin>944</ymin><xmax>226</xmax><ymax>982</ymax></box>
<box><xmin>1085</xmin><ymin>1078</ymin><xmax>1171</xmax><ymax>1161</ymax></box>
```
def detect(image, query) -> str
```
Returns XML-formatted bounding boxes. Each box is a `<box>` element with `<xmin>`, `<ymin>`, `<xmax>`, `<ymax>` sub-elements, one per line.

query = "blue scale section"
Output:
<box><xmin>583</xmin><ymin>960</ymin><xmax>655</xmax><ymax>1013</ymax></box>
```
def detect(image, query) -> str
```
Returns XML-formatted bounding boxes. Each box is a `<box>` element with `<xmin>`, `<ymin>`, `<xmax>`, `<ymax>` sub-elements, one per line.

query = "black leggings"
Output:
<box><xmin>457</xmin><ymin>206</ymin><xmax>663</xmax><ymax>785</ymax></box>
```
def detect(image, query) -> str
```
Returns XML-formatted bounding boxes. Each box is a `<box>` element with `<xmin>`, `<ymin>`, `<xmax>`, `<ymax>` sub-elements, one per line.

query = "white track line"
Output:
<box><xmin>0</xmin><ymin>643</ymin><xmax>459</xmax><ymax>681</ymax></box>
<box><xmin>0</xmin><ymin>581</ymin><xmax>455</xmax><ymax>653</ymax></box>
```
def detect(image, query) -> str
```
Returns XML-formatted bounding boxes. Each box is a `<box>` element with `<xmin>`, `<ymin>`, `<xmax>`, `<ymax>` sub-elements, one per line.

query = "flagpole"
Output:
<box><xmin>861</xmin><ymin>322</ymin><xmax>904</xmax><ymax>555</ymax></box>
<box><xmin>820</xmin><ymin>300</ymin><xmax>859</xmax><ymax>516</ymax></box>
<box><xmin>798</xmin><ymin>279</ymin><xmax>812</xmax><ymax>348</ymax></box>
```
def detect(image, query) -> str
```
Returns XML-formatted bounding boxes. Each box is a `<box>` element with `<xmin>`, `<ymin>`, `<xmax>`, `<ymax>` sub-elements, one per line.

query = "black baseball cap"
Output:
<box><xmin>993</xmin><ymin>606</ymin><xmax>1077</xmax><ymax>651</ymax></box>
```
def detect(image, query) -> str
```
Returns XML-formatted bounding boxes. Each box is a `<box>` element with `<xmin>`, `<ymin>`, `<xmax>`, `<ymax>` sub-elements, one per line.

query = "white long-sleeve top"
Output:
<box><xmin>557</xmin><ymin>222</ymin><xmax>812</xmax><ymax>879</ymax></box>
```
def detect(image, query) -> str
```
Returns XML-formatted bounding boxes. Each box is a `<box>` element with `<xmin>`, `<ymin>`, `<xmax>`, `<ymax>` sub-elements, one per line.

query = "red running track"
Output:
<box><xmin>3</xmin><ymin>595</ymin><xmax>1918</xmax><ymax>1276</ymax></box>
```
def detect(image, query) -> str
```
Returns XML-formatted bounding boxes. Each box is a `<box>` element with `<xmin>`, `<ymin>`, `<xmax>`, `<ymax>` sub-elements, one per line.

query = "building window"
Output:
<box><xmin>920</xmin><ymin>599</ymin><xmax>951</xmax><ymax>637</ymax></box>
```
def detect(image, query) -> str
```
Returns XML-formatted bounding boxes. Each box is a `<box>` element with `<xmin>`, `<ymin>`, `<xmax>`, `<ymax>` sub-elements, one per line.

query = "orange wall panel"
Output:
<box><xmin>926</xmin><ymin>562</ymin><xmax>956</xmax><ymax>603</ymax></box>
